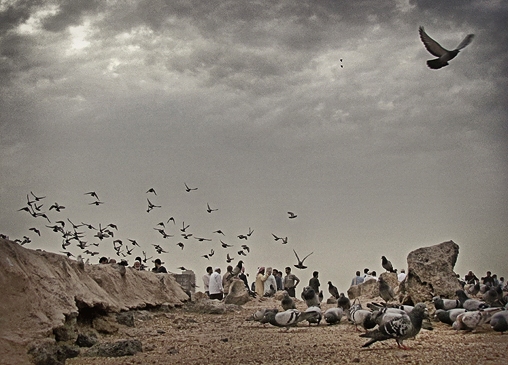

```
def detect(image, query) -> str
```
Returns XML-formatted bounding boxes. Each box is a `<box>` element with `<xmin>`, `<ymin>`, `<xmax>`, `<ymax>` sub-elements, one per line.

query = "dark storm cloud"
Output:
<box><xmin>41</xmin><ymin>0</ymin><xmax>101</xmax><ymax>32</ymax></box>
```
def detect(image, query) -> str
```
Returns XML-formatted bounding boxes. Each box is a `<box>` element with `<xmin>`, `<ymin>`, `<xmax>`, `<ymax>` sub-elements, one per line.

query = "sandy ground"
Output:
<box><xmin>66</xmin><ymin>298</ymin><xmax>508</xmax><ymax>365</ymax></box>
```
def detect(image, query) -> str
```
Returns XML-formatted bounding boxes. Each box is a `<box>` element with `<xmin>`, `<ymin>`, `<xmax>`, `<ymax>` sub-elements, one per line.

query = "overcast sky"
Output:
<box><xmin>1</xmin><ymin>0</ymin><xmax>507</xmax><ymax>292</ymax></box>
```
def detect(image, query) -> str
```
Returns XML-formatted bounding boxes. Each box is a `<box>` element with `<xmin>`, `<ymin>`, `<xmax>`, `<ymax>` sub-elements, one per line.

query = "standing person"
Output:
<box><xmin>309</xmin><ymin>271</ymin><xmax>320</xmax><ymax>294</ymax></box>
<box><xmin>152</xmin><ymin>259</ymin><xmax>167</xmax><ymax>273</ymax></box>
<box><xmin>255</xmin><ymin>267</ymin><xmax>268</xmax><ymax>297</ymax></box>
<box><xmin>238</xmin><ymin>266</ymin><xmax>250</xmax><ymax>290</ymax></box>
<box><xmin>397</xmin><ymin>269</ymin><xmax>407</xmax><ymax>282</ymax></box>
<box><xmin>273</xmin><ymin>269</ymin><xmax>283</xmax><ymax>291</ymax></box>
<box><xmin>350</xmin><ymin>271</ymin><xmax>364</xmax><ymax>286</ymax></box>
<box><xmin>283</xmin><ymin>267</ymin><xmax>300</xmax><ymax>298</ymax></box>
<box><xmin>264</xmin><ymin>267</ymin><xmax>277</xmax><ymax>297</ymax></box>
<box><xmin>209</xmin><ymin>267</ymin><xmax>224</xmax><ymax>300</ymax></box>
<box><xmin>222</xmin><ymin>265</ymin><xmax>234</xmax><ymax>296</ymax></box>
<box><xmin>203</xmin><ymin>266</ymin><xmax>213</xmax><ymax>297</ymax></box>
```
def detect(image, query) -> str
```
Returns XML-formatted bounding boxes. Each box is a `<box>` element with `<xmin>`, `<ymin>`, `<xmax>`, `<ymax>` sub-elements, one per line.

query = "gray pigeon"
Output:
<box><xmin>378</xmin><ymin>277</ymin><xmax>396</xmax><ymax>303</ymax></box>
<box><xmin>246</xmin><ymin>308</ymin><xmax>278</xmax><ymax>324</ymax></box>
<box><xmin>432</xmin><ymin>296</ymin><xmax>460</xmax><ymax>311</ymax></box>
<box><xmin>456</xmin><ymin>289</ymin><xmax>487</xmax><ymax>311</ymax></box>
<box><xmin>304</xmin><ymin>306</ymin><xmax>322</xmax><ymax>326</ymax></box>
<box><xmin>337</xmin><ymin>293</ymin><xmax>351</xmax><ymax>312</ymax></box>
<box><xmin>324</xmin><ymin>307</ymin><xmax>343</xmax><ymax>325</ymax></box>
<box><xmin>467</xmin><ymin>282</ymin><xmax>481</xmax><ymax>296</ymax></box>
<box><xmin>328</xmin><ymin>281</ymin><xmax>340</xmax><ymax>299</ymax></box>
<box><xmin>349</xmin><ymin>304</ymin><xmax>376</xmax><ymax>332</ymax></box>
<box><xmin>263</xmin><ymin>309</ymin><xmax>316</xmax><ymax>329</ymax></box>
<box><xmin>281</xmin><ymin>291</ymin><xmax>296</xmax><ymax>311</ymax></box>
<box><xmin>360</xmin><ymin>303</ymin><xmax>428</xmax><ymax>349</ymax></box>
<box><xmin>452</xmin><ymin>308</ymin><xmax>503</xmax><ymax>331</ymax></box>
<box><xmin>483</xmin><ymin>288</ymin><xmax>502</xmax><ymax>307</ymax></box>
<box><xmin>381</xmin><ymin>256</ymin><xmax>396</xmax><ymax>273</ymax></box>
<box><xmin>301</xmin><ymin>286</ymin><xmax>320</xmax><ymax>308</ymax></box>
<box><xmin>490</xmin><ymin>311</ymin><xmax>508</xmax><ymax>334</ymax></box>
<box><xmin>434</xmin><ymin>308</ymin><xmax>466</xmax><ymax>325</ymax></box>
<box><xmin>419</xmin><ymin>26</ymin><xmax>474</xmax><ymax>69</ymax></box>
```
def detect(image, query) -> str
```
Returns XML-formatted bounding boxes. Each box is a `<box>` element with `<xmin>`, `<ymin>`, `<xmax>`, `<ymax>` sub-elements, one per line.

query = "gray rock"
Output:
<box><xmin>116</xmin><ymin>312</ymin><xmax>135</xmax><ymax>327</ymax></box>
<box><xmin>401</xmin><ymin>240</ymin><xmax>462</xmax><ymax>304</ymax></box>
<box><xmin>92</xmin><ymin>315</ymin><xmax>119</xmax><ymax>334</ymax></box>
<box><xmin>28</xmin><ymin>340</ymin><xmax>80</xmax><ymax>365</ymax></box>
<box><xmin>76</xmin><ymin>332</ymin><xmax>98</xmax><ymax>348</ymax></box>
<box><xmin>84</xmin><ymin>339</ymin><xmax>142</xmax><ymax>357</ymax></box>
<box><xmin>224</xmin><ymin>279</ymin><xmax>251</xmax><ymax>305</ymax></box>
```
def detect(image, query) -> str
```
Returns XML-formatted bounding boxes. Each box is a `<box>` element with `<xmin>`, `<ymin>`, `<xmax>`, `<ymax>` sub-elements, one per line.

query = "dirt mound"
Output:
<box><xmin>0</xmin><ymin>239</ymin><xmax>189</xmax><ymax>364</ymax></box>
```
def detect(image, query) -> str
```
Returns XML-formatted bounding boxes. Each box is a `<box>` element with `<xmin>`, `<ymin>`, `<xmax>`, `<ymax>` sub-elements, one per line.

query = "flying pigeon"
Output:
<box><xmin>184</xmin><ymin>182</ymin><xmax>198</xmax><ymax>192</ymax></box>
<box><xmin>419</xmin><ymin>26</ymin><xmax>474</xmax><ymax>69</ymax></box>
<box><xmin>381</xmin><ymin>256</ymin><xmax>396</xmax><ymax>273</ymax></box>
<box><xmin>206</xmin><ymin>203</ymin><xmax>218</xmax><ymax>213</ymax></box>
<box><xmin>146</xmin><ymin>188</ymin><xmax>157</xmax><ymax>195</ymax></box>
<box><xmin>287</xmin><ymin>211</ymin><xmax>297</xmax><ymax>219</ymax></box>
<box><xmin>324</xmin><ymin>307</ymin><xmax>343</xmax><ymax>325</ymax></box>
<box><xmin>490</xmin><ymin>311</ymin><xmax>508</xmax><ymax>334</ymax></box>
<box><xmin>281</xmin><ymin>291</ymin><xmax>296</xmax><ymax>311</ymax></box>
<box><xmin>328</xmin><ymin>281</ymin><xmax>340</xmax><ymax>299</ymax></box>
<box><xmin>378</xmin><ymin>276</ymin><xmax>396</xmax><ymax>302</ymax></box>
<box><xmin>293</xmin><ymin>249</ymin><xmax>313</xmax><ymax>269</ymax></box>
<box><xmin>360</xmin><ymin>303</ymin><xmax>428</xmax><ymax>349</ymax></box>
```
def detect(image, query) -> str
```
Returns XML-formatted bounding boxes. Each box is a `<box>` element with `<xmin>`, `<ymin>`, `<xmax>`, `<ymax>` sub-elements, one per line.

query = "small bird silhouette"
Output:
<box><xmin>31</xmin><ymin>192</ymin><xmax>46</xmax><ymax>201</ymax></box>
<box><xmin>206</xmin><ymin>203</ymin><xmax>218</xmax><ymax>213</ymax></box>
<box><xmin>49</xmin><ymin>203</ymin><xmax>65</xmax><ymax>212</ymax></box>
<box><xmin>272</xmin><ymin>233</ymin><xmax>282</xmax><ymax>241</ymax></box>
<box><xmin>29</xmin><ymin>227</ymin><xmax>41</xmax><ymax>236</ymax></box>
<box><xmin>293</xmin><ymin>249</ymin><xmax>313</xmax><ymax>269</ymax></box>
<box><xmin>176</xmin><ymin>242</ymin><xmax>185</xmax><ymax>249</ymax></box>
<box><xmin>146</xmin><ymin>188</ymin><xmax>157</xmax><ymax>195</ymax></box>
<box><xmin>221</xmin><ymin>240</ymin><xmax>232</xmax><ymax>248</ymax></box>
<box><xmin>226</xmin><ymin>253</ymin><xmax>233</xmax><ymax>263</ymax></box>
<box><xmin>146</xmin><ymin>198</ymin><xmax>160</xmax><ymax>212</ymax></box>
<box><xmin>237</xmin><ymin>234</ymin><xmax>248</xmax><ymax>240</ymax></box>
<box><xmin>84</xmin><ymin>191</ymin><xmax>99</xmax><ymax>200</ymax></box>
<box><xmin>89</xmin><ymin>200</ymin><xmax>104</xmax><ymax>206</ymax></box>
<box><xmin>241</xmin><ymin>244</ymin><xmax>250</xmax><ymax>252</ymax></box>
<box><xmin>184</xmin><ymin>182</ymin><xmax>198</xmax><ymax>192</ymax></box>
<box><xmin>213</xmin><ymin>229</ymin><xmax>225</xmax><ymax>236</ymax></box>
<box><xmin>167</xmin><ymin>216</ymin><xmax>175</xmax><ymax>224</ymax></box>
<box><xmin>419</xmin><ymin>26</ymin><xmax>474</xmax><ymax>69</ymax></box>
<box><xmin>287</xmin><ymin>211</ymin><xmax>297</xmax><ymax>219</ymax></box>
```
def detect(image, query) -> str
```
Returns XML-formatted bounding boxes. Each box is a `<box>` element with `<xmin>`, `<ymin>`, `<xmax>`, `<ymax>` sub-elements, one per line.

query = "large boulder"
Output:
<box><xmin>347</xmin><ymin>273</ymin><xmax>399</xmax><ymax>300</ymax></box>
<box><xmin>224</xmin><ymin>279</ymin><xmax>251</xmax><ymax>305</ymax></box>
<box><xmin>401</xmin><ymin>240</ymin><xmax>462</xmax><ymax>304</ymax></box>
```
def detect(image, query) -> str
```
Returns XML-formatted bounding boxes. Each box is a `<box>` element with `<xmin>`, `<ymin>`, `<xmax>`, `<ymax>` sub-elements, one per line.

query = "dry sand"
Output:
<box><xmin>66</xmin><ymin>297</ymin><xmax>508</xmax><ymax>365</ymax></box>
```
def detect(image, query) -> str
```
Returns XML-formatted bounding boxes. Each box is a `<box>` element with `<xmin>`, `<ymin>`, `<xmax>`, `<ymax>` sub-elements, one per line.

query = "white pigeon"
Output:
<box><xmin>452</xmin><ymin>308</ymin><xmax>503</xmax><ymax>331</ymax></box>
<box><xmin>419</xmin><ymin>26</ymin><xmax>474</xmax><ymax>69</ymax></box>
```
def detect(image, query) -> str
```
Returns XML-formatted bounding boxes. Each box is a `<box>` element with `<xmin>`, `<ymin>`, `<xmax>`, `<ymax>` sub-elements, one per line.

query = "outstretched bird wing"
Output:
<box><xmin>456</xmin><ymin>34</ymin><xmax>474</xmax><ymax>50</ymax></box>
<box><xmin>419</xmin><ymin>26</ymin><xmax>448</xmax><ymax>57</ymax></box>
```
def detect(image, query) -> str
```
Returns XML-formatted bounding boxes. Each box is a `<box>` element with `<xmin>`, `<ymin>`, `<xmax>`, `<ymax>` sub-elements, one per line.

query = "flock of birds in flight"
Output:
<box><xmin>8</xmin><ymin>185</ymin><xmax>314</xmax><ymax>271</ymax></box>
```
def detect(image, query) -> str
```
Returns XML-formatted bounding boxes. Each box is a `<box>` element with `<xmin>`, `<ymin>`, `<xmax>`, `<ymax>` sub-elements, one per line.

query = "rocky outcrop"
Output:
<box><xmin>347</xmin><ymin>273</ymin><xmax>399</xmax><ymax>300</ymax></box>
<box><xmin>0</xmin><ymin>238</ymin><xmax>190</xmax><ymax>365</ymax></box>
<box><xmin>401</xmin><ymin>240</ymin><xmax>462</xmax><ymax>304</ymax></box>
<box><xmin>224</xmin><ymin>279</ymin><xmax>251</xmax><ymax>305</ymax></box>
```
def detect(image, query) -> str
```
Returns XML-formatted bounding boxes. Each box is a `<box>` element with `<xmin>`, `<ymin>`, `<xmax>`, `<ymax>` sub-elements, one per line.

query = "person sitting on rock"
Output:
<box><xmin>350</xmin><ymin>271</ymin><xmax>364</xmax><ymax>286</ymax></box>
<box><xmin>152</xmin><ymin>258</ymin><xmax>167</xmax><ymax>273</ymax></box>
<box><xmin>464</xmin><ymin>270</ymin><xmax>479</xmax><ymax>285</ymax></box>
<box><xmin>481</xmin><ymin>271</ymin><xmax>495</xmax><ymax>287</ymax></box>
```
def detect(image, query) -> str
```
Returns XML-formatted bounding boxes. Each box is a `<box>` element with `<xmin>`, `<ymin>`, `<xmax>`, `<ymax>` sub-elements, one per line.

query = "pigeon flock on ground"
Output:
<box><xmin>246</xmin><ymin>266</ymin><xmax>508</xmax><ymax>348</ymax></box>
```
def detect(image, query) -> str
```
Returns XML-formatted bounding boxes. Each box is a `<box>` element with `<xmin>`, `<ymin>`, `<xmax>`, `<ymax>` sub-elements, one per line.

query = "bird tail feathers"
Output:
<box><xmin>427</xmin><ymin>59</ymin><xmax>448</xmax><ymax>69</ymax></box>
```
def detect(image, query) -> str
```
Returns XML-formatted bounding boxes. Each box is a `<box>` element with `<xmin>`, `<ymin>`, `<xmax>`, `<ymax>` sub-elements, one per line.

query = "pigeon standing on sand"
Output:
<box><xmin>378</xmin><ymin>277</ymin><xmax>396</xmax><ymax>303</ymax></box>
<box><xmin>419</xmin><ymin>26</ymin><xmax>474</xmax><ymax>69</ymax></box>
<box><xmin>263</xmin><ymin>309</ymin><xmax>315</xmax><ymax>329</ymax></box>
<box><xmin>304</xmin><ymin>306</ymin><xmax>322</xmax><ymax>326</ymax></box>
<box><xmin>456</xmin><ymin>289</ymin><xmax>487</xmax><ymax>311</ymax></box>
<box><xmin>349</xmin><ymin>304</ymin><xmax>376</xmax><ymax>332</ymax></box>
<box><xmin>434</xmin><ymin>308</ymin><xmax>467</xmax><ymax>325</ymax></box>
<box><xmin>432</xmin><ymin>296</ymin><xmax>460</xmax><ymax>311</ymax></box>
<box><xmin>301</xmin><ymin>286</ymin><xmax>320</xmax><ymax>308</ymax></box>
<box><xmin>452</xmin><ymin>308</ymin><xmax>503</xmax><ymax>331</ymax></box>
<box><xmin>381</xmin><ymin>256</ymin><xmax>396</xmax><ymax>273</ymax></box>
<box><xmin>281</xmin><ymin>291</ymin><xmax>296</xmax><ymax>311</ymax></box>
<box><xmin>231</xmin><ymin>260</ymin><xmax>244</xmax><ymax>277</ymax></box>
<box><xmin>360</xmin><ymin>303</ymin><xmax>428</xmax><ymax>349</ymax></box>
<box><xmin>328</xmin><ymin>281</ymin><xmax>340</xmax><ymax>299</ymax></box>
<box><xmin>337</xmin><ymin>293</ymin><xmax>351</xmax><ymax>312</ymax></box>
<box><xmin>490</xmin><ymin>311</ymin><xmax>508</xmax><ymax>334</ymax></box>
<box><xmin>324</xmin><ymin>307</ymin><xmax>344</xmax><ymax>325</ymax></box>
